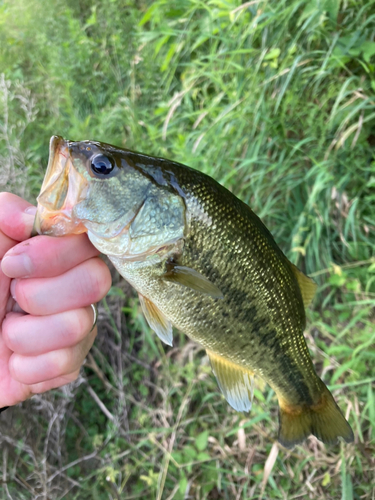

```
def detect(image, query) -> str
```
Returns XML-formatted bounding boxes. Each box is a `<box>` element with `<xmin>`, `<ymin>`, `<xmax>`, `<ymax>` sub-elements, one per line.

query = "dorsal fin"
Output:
<box><xmin>289</xmin><ymin>263</ymin><xmax>317</xmax><ymax>308</ymax></box>
<box><xmin>138</xmin><ymin>294</ymin><xmax>173</xmax><ymax>346</ymax></box>
<box><xmin>206</xmin><ymin>350</ymin><xmax>254</xmax><ymax>412</ymax></box>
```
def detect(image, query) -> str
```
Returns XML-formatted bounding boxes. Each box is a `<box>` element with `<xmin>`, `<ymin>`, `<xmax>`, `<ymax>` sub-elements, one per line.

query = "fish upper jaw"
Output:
<box><xmin>33</xmin><ymin>136</ymin><xmax>89</xmax><ymax>236</ymax></box>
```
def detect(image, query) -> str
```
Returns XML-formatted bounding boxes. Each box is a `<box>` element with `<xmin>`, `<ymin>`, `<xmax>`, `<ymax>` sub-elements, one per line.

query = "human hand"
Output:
<box><xmin>0</xmin><ymin>193</ymin><xmax>112</xmax><ymax>408</ymax></box>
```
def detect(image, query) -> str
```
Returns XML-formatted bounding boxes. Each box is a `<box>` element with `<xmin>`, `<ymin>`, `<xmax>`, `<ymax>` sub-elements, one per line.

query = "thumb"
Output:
<box><xmin>0</xmin><ymin>193</ymin><xmax>36</xmax><ymax>242</ymax></box>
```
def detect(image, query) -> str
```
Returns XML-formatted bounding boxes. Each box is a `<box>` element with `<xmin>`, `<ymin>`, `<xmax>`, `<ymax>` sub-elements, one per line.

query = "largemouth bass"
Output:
<box><xmin>34</xmin><ymin>136</ymin><xmax>354</xmax><ymax>448</ymax></box>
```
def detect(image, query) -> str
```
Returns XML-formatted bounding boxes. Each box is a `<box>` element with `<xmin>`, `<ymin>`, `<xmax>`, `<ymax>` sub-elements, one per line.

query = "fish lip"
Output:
<box><xmin>32</xmin><ymin>209</ymin><xmax>75</xmax><ymax>236</ymax></box>
<box><xmin>37</xmin><ymin>136</ymin><xmax>69</xmax><ymax>200</ymax></box>
<box><xmin>33</xmin><ymin>135</ymin><xmax>88</xmax><ymax>236</ymax></box>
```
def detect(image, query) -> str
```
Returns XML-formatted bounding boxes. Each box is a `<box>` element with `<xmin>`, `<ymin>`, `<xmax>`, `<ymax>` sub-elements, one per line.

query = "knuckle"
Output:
<box><xmin>0</xmin><ymin>192</ymin><xmax>14</xmax><ymax>206</ymax></box>
<box><xmin>67</xmin><ymin>369</ymin><xmax>80</xmax><ymax>383</ymax></box>
<box><xmin>56</xmin><ymin>344</ymin><xmax>86</xmax><ymax>375</ymax></box>
<box><xmin>97</xmin><ymin>259</ymin><xmax>113</xmax><ymax>294</ymax></box>
<box><xmin>8</xmin><ymin>353</ymin><xmax>18</xmax><ymax>379</ymax></box>
<box><xmin>60</xmin><ymin>348</ymin><xmax>76</xmax><ymax>374</ymax></box>
<box><xmin>78</xmin><ymin>258</ymin><xmax>112</xmax><ymax>303</ymax></box>
<box><xmin>14</xmin><ymin>280</ymin><xmax>33</xmax><ymax>313</ymax></box>
<box><xmin>8</xmin><ymin>354</ymin><xmax>29</xmax><ymax>385</ymax></box>
<box><xmin>1</xmin><ymin>319</ymin><xmax>12</xmax><ymax>346</ymax></box>
<box><xmin>2</xmin><ymin>322</ymin><xmax>18</xmax><ymax>352</ymax></box>
<box><xmin>65</xmin><ymin>310</ymin><xmax>88</xmax><ymax>344</ymax></box>
<box><xmin>12</xmin><ymin>280</ymin><xmax>27</xmax><ymax>310</ymax></box>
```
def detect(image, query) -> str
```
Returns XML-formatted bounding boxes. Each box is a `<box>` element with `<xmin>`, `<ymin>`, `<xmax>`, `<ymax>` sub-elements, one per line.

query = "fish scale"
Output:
<box><xmin>34</xmin><ymin>135</ymin><xmax>354</xmax><ymax>448</ymax></box>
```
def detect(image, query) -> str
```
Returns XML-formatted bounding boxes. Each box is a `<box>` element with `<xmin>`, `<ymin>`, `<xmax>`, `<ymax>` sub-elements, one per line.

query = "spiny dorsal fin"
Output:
<box><xmin>138</xmin><ymin>294</ymin><xmax>173</xmax><ymax>346</ymax></box>
<box><xmin>289</xmin><ymin>263</ymin><xmax>317</xmax><ymax>308</ymax></box>
<box><xmin>162</xmin><ymin>265</ymin><xmax>223</xmax><ymax>299</ymax></box>
<box><xmin>207</xmin><ymin>350</ymin><xmax>254</xmax><ymax>412</ymax></box>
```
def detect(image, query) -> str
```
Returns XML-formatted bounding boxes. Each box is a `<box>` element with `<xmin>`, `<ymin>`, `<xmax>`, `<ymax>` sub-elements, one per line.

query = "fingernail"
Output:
<box><xmin>24</xmin><ymin>206</ymin><xmax>37</xmax><ymax>215</ymax></box>
<box><xmin>10</xmin><ymin>279</ymin><xmax>17</xmax><ymax>300</ymax></box>
<box><xmin>2</xmin><ymin>254</ymin><xmax>33</xmax><ymax>278</ymax></box>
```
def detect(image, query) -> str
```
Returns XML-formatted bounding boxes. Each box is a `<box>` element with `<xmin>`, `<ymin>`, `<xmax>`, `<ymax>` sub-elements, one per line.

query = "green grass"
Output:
<box><xmin>0</xmin><ymin>0</ymin><xmax>374</xmax><ymax>498</ymax></box>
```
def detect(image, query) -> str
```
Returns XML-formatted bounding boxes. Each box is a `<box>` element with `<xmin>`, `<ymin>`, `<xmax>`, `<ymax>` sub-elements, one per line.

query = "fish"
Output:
<box><xmin>33</xmin><ymin>135</ymin><xmax>354</xmax><ymax>448</ymax></box>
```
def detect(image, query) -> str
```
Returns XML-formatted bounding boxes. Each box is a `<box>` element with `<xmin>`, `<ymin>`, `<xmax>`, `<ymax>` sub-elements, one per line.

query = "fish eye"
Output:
<box><xmin>90</xmin><ymin>154</ymin><xmax>115</xmax><ymax>177</ymax></box>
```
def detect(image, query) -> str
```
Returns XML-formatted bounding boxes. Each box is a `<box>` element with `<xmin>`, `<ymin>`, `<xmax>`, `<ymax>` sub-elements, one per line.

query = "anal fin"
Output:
<box><xmin>207</xmin><ymin>350</ymin><xmax>254</xmax><ymax>412</ymax></box>
<box><xmin>139</xmin><ymin>294</ymin><xmax>173</xmax><ymax>346</ymax></box>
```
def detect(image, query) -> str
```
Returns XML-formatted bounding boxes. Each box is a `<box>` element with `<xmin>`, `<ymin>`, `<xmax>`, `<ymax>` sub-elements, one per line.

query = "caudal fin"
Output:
<box><xmin>278</xmin><ymin>383</ymin><xmax>354</xmax><ymax>448</ymax></box>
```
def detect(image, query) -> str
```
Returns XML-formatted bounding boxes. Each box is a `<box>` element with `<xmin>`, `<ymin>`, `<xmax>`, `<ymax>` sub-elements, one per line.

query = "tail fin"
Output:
<box><xmin>278</xmin><ymin>383</ymin><xmax>354</xmax><ymax>448</ymax></box>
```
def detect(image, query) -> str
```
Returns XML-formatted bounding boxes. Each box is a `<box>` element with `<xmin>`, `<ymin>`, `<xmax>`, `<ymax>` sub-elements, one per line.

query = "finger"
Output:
<box><xmin>29</xmin><ymin>369</ymin><xmax>81</xmax><ymax>395</ymax></box>
<box><xmin>9</xmin><ymin>327</ymin><xmax>97</xmax><ymax>385</ymax></box>
<box><xmin>0</xmin><ymin>229</ymin><xmax>17</xmax><ymax>259</ymax></box>
<box><xmin>0</xmin><ymin>266</ymin><xmax>11</xmax><ymax>324</ymax></box>
<box><xmin>2</xmin><ymin>233</ymin><xmax>99</xmax><ymax>279</ymax></box>
<box><xmin>11</xmin><ymin>257</ymin><xmax>112</xmax><ymax>315</ymax></box>
<box><xmin>3</xmin><ymin>306</ymin><xmax>96</xmax><ymax>355</ymax></box>
<box><xmin>5</xmin><ymin>298</ymin><xmax>26</xmax><ymax>314</ymax></box>
<box><xmin>0</xmin><ymin>193</ymin><xmax>36</xmax><ymax>242</ymax></box>
<box><xmin>0</xmin><ymin>329</ymin><xmax>30</xmax><ymax>407</ymax></box>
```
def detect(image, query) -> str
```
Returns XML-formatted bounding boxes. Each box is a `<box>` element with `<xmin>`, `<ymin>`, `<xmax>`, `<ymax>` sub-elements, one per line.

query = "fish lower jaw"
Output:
<box><xmin>34</xmin><ymin>209</ymin><xmax>87</xmax><ymax>236</ymax></box>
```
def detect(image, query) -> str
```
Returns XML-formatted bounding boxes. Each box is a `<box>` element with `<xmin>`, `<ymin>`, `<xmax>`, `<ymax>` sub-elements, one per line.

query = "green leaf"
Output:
<box><xmin>329</xmin><ymin>274</ymin><xmax>347</xmax><ymax>287</ymax></box>
<box><xmin>179</xmin><ymin>474</ymin><xmax>188</xmax><ymax>495</ymax></box>
<box><xmin>367</xmin><ymin>384</ymin><xmax>375</xmax><ymax>429</ymax></box>
<box><xmin>264</xmin><ymin>48</ymin><xmax>280</xmax><ymax>60</ymax></box>
<box><xmin>183</xmin><ymin>445</ymin><xmax>197</xmax><ymax>461</ymax></box>
<box><xmin>161</xmin><ymin>43</ymin><xmax>178</xmax><ymax>72</ymax></box>
<box><xmin>195</xmin><ymin>430</ymin><xmax>209</xmax><ymax>451</ymax></box>
<box><xmin>139</xmin><ymin>3</ymin><xmax>159</xmax><ymax>26</ymax></box>
<box><xmin>324</xmin><ymin>0</ymin><xmax>340</xmax><ymax>23</ymax></box>
<box><xmin>361</xmin><ymin>41</ymin><xmax>375</xmax><ymax>63</ymax></box>
<box><xmin>322</xmin><ymin>472</ymin><xmax>331</xmax><ymax>486</ymax></box>
<box><xmin>331</xmin><ymin>360</ymin><xmax>355</xmax><ymax>384</ymax></box>
<box><xmin>341</xmin><ymin>450</ymin><xmax>353</xmax><ymax>500</ymax></box>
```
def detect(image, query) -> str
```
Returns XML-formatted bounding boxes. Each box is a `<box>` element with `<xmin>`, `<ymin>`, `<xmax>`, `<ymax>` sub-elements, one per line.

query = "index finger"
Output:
<box><xmin>2</xmin><ymin>233</ymin><xmax>99</xmax><ymax>278</ymax></box>
<box><xmin>0</xmin><ymin>193</ymin><xmax>36</xmax><ymax>242</ymax></box>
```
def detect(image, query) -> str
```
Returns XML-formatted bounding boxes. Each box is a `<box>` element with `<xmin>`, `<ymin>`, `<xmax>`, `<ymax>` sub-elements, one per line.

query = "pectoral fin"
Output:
<box><xmin>162</xmin><ymin>265</ymin><xmax>223</xmax><ymax>299</ymax></box>
<box><xmin>138</xmin><ymin>294</ymin><xmax>173</xmax><ymax>346</ymax></box>
<box><xmin>290</xmin><ymin>263</ymin><xmax>317</xmax><ymax>308</ymax></box>
<box><xmin>207</xmin><ymin>350</ymin><xmax>254</xmax><ymax>412</ymax></box>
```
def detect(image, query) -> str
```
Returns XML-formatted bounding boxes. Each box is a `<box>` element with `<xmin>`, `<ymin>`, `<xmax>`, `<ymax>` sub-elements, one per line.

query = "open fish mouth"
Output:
<box><xmin>33</xmin><ymin>136</ymin><xmax>89</xmax><ymax>236</ymax></box>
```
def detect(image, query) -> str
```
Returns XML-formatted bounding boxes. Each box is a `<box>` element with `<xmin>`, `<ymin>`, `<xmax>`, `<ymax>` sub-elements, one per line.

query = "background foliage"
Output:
<box><xmin>0</xmin><ymin>0</ymin><xmax>374</xmax><ymax>498</ymax></box>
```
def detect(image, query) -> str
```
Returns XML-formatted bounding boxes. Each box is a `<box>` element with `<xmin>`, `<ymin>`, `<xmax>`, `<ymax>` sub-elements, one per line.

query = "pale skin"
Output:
<box><xmin>0</xmin><ymin>193</ymin><xmax>112</xmax><ymax>408</ymax></box>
